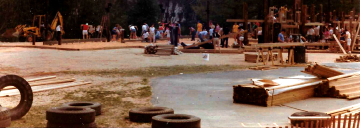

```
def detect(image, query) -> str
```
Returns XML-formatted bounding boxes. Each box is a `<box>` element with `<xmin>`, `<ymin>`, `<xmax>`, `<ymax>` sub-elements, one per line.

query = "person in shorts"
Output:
<box><xmin>82</xmin><ymin>23</ymin><xmax>89</xmax><ymax>39</ymax></box>
<box><xmin>129</xmin><ymin>25</ymin><xmax>137</xmax><ymax>39</ymax></box>
<box><xmin>346</xmin><ymin>29</ymin><xmax>352</xmax><ymax>53</ymax></box>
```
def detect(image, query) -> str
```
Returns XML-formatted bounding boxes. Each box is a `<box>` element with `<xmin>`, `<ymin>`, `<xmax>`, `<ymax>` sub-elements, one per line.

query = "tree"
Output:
<box><xmin>127</xmin><ymin>0</ymin><xmax>160</xmax><ymax>35</ymax></box>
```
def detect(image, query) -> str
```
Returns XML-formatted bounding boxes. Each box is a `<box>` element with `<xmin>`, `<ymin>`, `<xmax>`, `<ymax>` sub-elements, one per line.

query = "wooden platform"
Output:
<box><xmin>44</xmin><ymin>38</ymin><xmax>107</xmax><ymax>45</ymax></box>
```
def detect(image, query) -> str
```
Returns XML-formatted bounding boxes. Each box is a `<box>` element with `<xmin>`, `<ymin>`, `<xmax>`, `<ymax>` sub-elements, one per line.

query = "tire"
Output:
<box><xmin>26</xmin><ymin>35</ymin><xmax>33</xmax><ymax>42</ymax></box>
<box><xmin>152</xmin><ymin>114</ymin><xmax>201</xmax><ymax>128</ymax></box>
<box><xmin>129</xmin><ymin>107</ymin><xmax>174</xmax><ymax>122</ymax></box>
<box><xmin>0</xmin><ymin>75</ymin><xmax>33</xmax><ymax>120</ymax></box>
<box><xmin>46</xmin><ymin>122</ymin><xmax>97</xmax><ymax>128</ymax></box>
<box><xmin>290</xmin><ymin>112</ymin><xmax>330</xmax><ymax>126</ymax></box>
<box><xmin>62</xmin><ymin>102</ymin><xmax>101</xmax><ymax>116</ymax></box>
<box><xmin>46</xmin><ymin>107</ymin><xmax>95</xmax><ymax>124</ymax></box>
<box><xmin>0</xmin><ymin>107</ymin><xmax>11</xmax><ymax>127</ymax></box>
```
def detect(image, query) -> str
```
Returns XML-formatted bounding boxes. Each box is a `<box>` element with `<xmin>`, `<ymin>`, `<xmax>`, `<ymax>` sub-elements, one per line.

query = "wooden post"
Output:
<box><xmin>350</xmin><ymin>11</ymin><xmax>354</xmax><ymax>31</ymax></box>
<box><xmin>264</xmin><ymin>0</ymin><xmax>269</xmax><ymax>43</ymax></box>
<box><xmin>333</xmin><ymin>34</ymin><xmax>348</xmax><ymax>54</ymax></box>
<box><xmin>311</xmin><ymin>4</ymin><xmax>315</xmax><ymax>22</ymax></box>
<box><xmin>320</xmin><ymin>4</ymin><xmax>323</xmax><ymax>39</ymax></box>
<box><xmin>301</xmin><ymin>5</ymin><xmax>308</xmax><ymax>36</ymax></box>
<box><xmin>244</xmin><ymin>2</ymin><xmax>249</xmax><ymax>45</ymax></box>
<box><xmin>341</xmin><ymin>11</ymin><xmax>345</xmax><ymax>29</ymax></box>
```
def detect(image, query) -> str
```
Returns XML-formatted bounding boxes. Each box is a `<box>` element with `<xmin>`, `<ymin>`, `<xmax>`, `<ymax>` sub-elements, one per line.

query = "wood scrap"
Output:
<box><xmin>336</xmin><ymin>54</ymin><xmax>360</xmax><ymax>62</ymax></box>
<box><xmin>2</xmin><ymin>78</ymin><xmax>76</xmax><ymax>90</ymax></box>
<box><xmin>25</xmin><ymin>76</ymin><xmax>56</xmax><ymax>82</ymax></box>
<box><xmin>333</xmin><ymin>34</ymin><xmax>348</xmax><ymax>54</ymax></box>
<box><xmin>0</xmin><ymin>81</ymin><xmax>91</xmax><ymax>97</ymax></box>
<box><xmin>304</xmin><ymin>64</ymin><xmax>344</xmax><ymax>78</ymax></box>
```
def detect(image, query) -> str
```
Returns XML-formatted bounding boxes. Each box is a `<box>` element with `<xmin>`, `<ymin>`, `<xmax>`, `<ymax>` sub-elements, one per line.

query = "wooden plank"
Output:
<box><xmin>0</xmin><ymin>82</ymin><xmax>91</xmax><ymax>97</ymax></box>
<box><xmin>25</xmin><ymin>76</ymin><xmax>57</xmax><ymax>82</ymax></box>
<box><xmin>333</xmin><ymin>34</ymin><xmax>348</xmax><ymax>54</ymax></box>
<box><xmin>327</xmin><ymin>72</ymin><xmax>360</xmax><ymax>81</ymax></box>
<box><xmin>349</xmin><ymin>114</ymin><xmax>353</xmax><ymax>128</ymax></box>
<box><xmin>344</xmin><ymin>115</ymin><xmax>348</xmax><ymax>128</ymax></box>
<box><xmin>3</xmin><ymin>78</ymin><xmax>76</xmax><ymax>90</ymax></box>
<box><xmin>305</xmin><ymin>22</ymin><xmax>326</xmax><ymax>26</ymax></box>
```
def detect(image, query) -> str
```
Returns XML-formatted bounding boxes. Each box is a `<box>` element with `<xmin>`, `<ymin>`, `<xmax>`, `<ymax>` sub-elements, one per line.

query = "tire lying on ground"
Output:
<box><xmin>0</xmin><ymin>75</ymin><xmax>33</xmax><ymax>120</ymax></box>
<box><xmin>290</xmin><ymin>112</ymin><xmax>330</xmax><ymax>126</ymax></box>
<box><xmin>152</xmin><ymin>114</ymin><xmax>201</xmax><ymax>128</ymax></box>
<box><xmin>0</xmin><ymin>107</ymin><xmax>11</xmax><ymax>127</ymax></box>
<box><xmin>62</xmin><ymin>101</ymin><xmax>101</xmax><ymax>116</ymax></box>
<box><xmin>46</xmin><ymin>122</ymin><xmax>97</xmax><ymax>128</ymax></box>
<box><xmin>46</xmin><ymin>107</ymin><xmax>96</xmax><ymax>124</ymax></box>
<box><xmin>129</xmin><ymin>107</ymin><xmax>174</xmax><ymax>122</ymax></box>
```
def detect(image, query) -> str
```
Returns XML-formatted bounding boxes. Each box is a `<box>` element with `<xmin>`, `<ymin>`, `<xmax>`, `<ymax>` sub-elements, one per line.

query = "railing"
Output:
<box><xmin>265</xmin><ymin>112</ymin><xmax>360</xmax><ymax>128</ymax></box>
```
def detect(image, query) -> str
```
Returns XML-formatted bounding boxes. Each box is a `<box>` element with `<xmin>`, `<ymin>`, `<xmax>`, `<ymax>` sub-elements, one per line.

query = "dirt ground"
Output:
<box><xmin>0</xmin><ymin>39</ymin><xmax>348</xmax><ymax>127</ymax></box>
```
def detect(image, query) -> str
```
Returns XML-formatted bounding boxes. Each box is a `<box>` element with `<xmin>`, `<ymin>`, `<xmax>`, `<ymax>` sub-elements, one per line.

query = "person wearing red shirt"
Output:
<box><xmin>82</xmin><ymin>23</ymin><xmax>89</xmax><ymax>39</ymax></box>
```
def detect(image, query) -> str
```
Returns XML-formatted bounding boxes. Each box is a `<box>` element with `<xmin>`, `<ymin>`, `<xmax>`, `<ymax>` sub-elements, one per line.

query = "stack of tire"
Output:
<box><xmin>129</xmin><ymin>107</ymin><xmax>201</xmax><ymax>128</ymax></box>
<box><xmin>46</xmin><ymin>101</ymin><xmax>101</xmax><ymax>128</ymax></box>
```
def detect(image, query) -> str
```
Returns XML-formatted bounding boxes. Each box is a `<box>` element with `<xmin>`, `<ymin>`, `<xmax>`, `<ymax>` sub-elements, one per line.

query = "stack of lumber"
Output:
<box><xmin>314</xmin><ymin>72</ymin><xmax>360</xmax><ymax>100</ymax></box>
<box><xmin>326</xmin><ymin>103</ymin><xmax>360</xmax><ymax>116</ymax></box>
<box><xmin>144</xmin><ymin>45</ymin><xmax>174</xmax><ymax>55</ymax></box>
<box><xmin>0</xmin><ymin>76</ymin><xmax>91</xmax><ymax>97</ymax></box>
<box><xmin>245</xmin><ymin>54</ymin><xmax>278</xmax><ymax>63</ymax></box>
<box><xmin>303</xmin><ymin>64</ymin><xmax>344</xmax><ymax>78</ymax></box>
<box><xmin>336</xmin><ymin>55</ymin><xmax>360</xmax><ymax>62</ymax></box>
<box><xmin>233</xmin><ymin>76</ymin><xmax>322</xmax><ymax>107</ymax></box>
<box><xmin>156</xmin><ymin>44</ymin><xmax>175</xmax><ymax>55</ymax></box>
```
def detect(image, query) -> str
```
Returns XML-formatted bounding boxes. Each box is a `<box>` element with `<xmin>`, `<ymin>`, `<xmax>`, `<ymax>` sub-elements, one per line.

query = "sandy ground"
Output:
<box><xmin>0</xmin><ymin>40</ymin><xmax>350</xmax><ymax>127</ymax></box>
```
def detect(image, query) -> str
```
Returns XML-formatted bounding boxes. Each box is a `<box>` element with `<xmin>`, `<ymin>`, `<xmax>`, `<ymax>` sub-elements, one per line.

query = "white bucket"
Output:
<box><xmin>203</xmin><ymin>53</ymin><xmax>210</xmax><ymax>61</ymax></box>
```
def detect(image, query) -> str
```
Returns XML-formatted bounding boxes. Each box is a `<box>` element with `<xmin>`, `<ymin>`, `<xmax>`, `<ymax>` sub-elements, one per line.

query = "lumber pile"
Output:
<box><xmin>0</xmin><ymin>76</ymin><xmax>91</xmax><ymax>97</ymax></box>
<box><xmin>144</xmin><ymin>45</ymin><xmax>175</xmax><ymax>55</ymax></box>
<box><xmin>336</xmin><ymin>55</ymin><xmax>360</xmax><ymax>62</ymax></box>
<box><xmin>233</xmin><ymin>76</ymin><xmax>322</xmax><ymax>107</ymax></box>
<box><xmin>315</xmin><ymin>72</ymin><xmax>360</xmax><ymax>100</ymax></box>
<box><xmin>245</xmin><ymin>54</ymin><xmax>278</xmax><ymax>63</ymax></box>
<box><xmin>326</xmin><ymin>103</ymin><xmax>360</xmax><ymax>116</ymax></box>
<box><xmin>303</xmin><ymin>64</ymin><xmax>344</xmax><ymax>78</ymax></box>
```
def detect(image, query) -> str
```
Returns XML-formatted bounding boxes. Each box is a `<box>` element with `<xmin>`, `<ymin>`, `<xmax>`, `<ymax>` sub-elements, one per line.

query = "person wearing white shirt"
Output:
<box><xmin>56</xmin><ymin>25</ymin><xmax>62</xmax><ymax>45</ymax></box>
<box><xmin>314</xmin><ymin>26</ymin><xmax>320</xmax><ymax>42</ymax></box>
<box><xmin>143</xmin><ymin>32</ymin><xmax>149</xmax><ymax>42</ymax></box>
<box><xmin>346</xmin><ymin>29</ymin><xmax>351</xmax><ymax>53</ymax></box>
<box><xmin>142</xmin><ymin>23</ymin><xmax>147</xmax><ymax>35</ymax></box>
<box><xmin>199</xmin><ymin>29</ymin><xmax>208</xmax><ymax>42</ymax></box>
<box><xmin>209</xmin><ymin>25</ymin><xmax>214</xmax><ymax>40</ymax></box>
<box><xmin>149</xmin><ymin>24</ymin><xmax>156</xmax><ymax>42</ymax></box>
<box><xmin>307</xmin><ymin>26</ymin><xmax>315</xmax><ymax>43</ymax></box>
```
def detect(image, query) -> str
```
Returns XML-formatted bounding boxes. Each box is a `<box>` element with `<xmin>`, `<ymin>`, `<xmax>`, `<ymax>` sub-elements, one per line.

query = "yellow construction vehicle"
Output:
<box><xmin>16</xmin><ymin>11</ymin><xmax>64</xmax><ymax>42</ymax></box>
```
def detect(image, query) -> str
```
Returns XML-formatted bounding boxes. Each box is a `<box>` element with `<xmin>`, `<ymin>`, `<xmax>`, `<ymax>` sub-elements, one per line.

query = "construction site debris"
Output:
<box><xmin>336</xmin><ymin>55</ymin><xmax>360</xmax><ymax>62</ymax></box>
<box><xmin>303</xmin><ymin>64</ymin><xmax>344</xmax><ymax>78</ymax></box>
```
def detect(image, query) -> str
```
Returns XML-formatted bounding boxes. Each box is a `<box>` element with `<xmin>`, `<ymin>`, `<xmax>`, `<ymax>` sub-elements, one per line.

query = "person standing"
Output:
<box><xmin>197</xmin><ymin>21</ymin><xmax>203</xmax><ymax>37</ymax></box>
<box><xmin>216</xmin><ymin>24</ymin><xmax>220</xmax><ymax>32</ymax></box>
<box><xmin>149</xmin><ymin>24</ymin><xmax>155</xmax><ymax>42</ymax></box>
<box><xmin>96</xmin><ymin>25</ymin><xmax>102</xmax><ymax>38</ymax></box>
<box><xmin>111</xmin><ymin>24</ymin><xmax>120</xmax><ymax>42</ymax></box>
<box><xmin>89</xmin><ymin>25</ymin><xmax>95</xmax><ymax>39</ymax></box>
<box><xmin>278</xmin><ymin>29</ymin><xmax>285</xmax><ymax>43</ymax></box>
<box><xmin>232</xmin><ymin>22</ymin><xmax>239</xmax><ymax>44</ymax></box>
<box><xmin>314</xmin><ymin>25</ymin><xmax>320</xmax><ymax>42</ymax></box>
<box><xmin>346</xmin><ymin>29</ymin><xmax>351</xmax><ymax>53</ymax></box>
<box><xmin>323</xmin><ymin>28</ymin><xmax>330</xmax><ymax>43</ymax></box>
<box><xmin>213</xmin><ymin>28</ymin><xmax>221</xmax><ymax>53</ymax></box>
<box><xmin>221</xmin><ymin>26</ymin><xmax>230</xmax><ymax>48</ymax></box>
<box><xmin>307</xmin><ymin>26</ymin><xmax>315</xmax><ymax>43</ymax></box>
<box><xmin>82</xmin><ymin>23</ymin><xmax>89</xmax><ymax>39</ymax></box>
<box><xmin>209</xmin><ymin>25</ymin><xmax>214</xmax><ymax>40</ymax></box>
<box><xmin>189</xmin><ymin>27</ymin><xmax>196</xmax><ymax>41</ymax></box>
<box><xmin>56</xmin><ymin>25</ymin><xmax>62</xmax><ymax>45</ymax></box>
<box><xmin>165</xmin><ymin>27</ymin><xmax>170</xmax><ymax>45</ymax></box>
<box><xmin>142</xmin><ymin>23</ymin><xmax>148</xmax><ymax>36</ymax></box>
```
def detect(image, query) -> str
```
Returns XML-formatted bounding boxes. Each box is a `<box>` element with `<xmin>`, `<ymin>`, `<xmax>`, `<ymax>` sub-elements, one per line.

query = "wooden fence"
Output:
<box><xmin>265</xmin><ymin>112</ymin><xmax>360</xmax><ymax>128</ymax></box>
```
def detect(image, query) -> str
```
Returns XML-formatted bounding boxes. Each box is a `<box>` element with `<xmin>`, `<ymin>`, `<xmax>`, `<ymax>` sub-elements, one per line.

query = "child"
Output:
<box><xmin>165</xmin><ymin>28</ymin><xmax>170</xmax><ymax>45</ymax></box>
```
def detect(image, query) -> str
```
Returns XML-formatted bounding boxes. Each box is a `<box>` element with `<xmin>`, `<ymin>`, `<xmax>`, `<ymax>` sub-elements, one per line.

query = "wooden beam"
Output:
<box><xmin>0</xmin><ymin>82</ymin><xmax>91</xmax><ymax>97</ymax></box>
<box><xmin>305</xmin><ymin>22</ymin><xmax>326</xmax><ymax>26</ymax></box>
<box><xmin>333</xmin><ymin>34</ymin><xmax>348</xmax><ymax>54</ymax></box>
<box><xmin>226</xmin><ymin>19</ymin><xmax>264</xmax><ymax>23</ymax></box>
<box><xmin>352</xmin><ymin>23</ymin><xmax>360</xmax><ymax>51</ymax></box>
<box><xmin>282</xmin><ymin>24</ymin><xmax>299</xmax><ymax>29</ymax></box>
<box><xmin>3</xmin><ymin>78</ymin><xmax>76</xmax><ymax>90</ymax></box>
<box><xmin>25</xmin><ymin>76</ymin><xmax>56</xmax><ymax>82</ymax></box>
